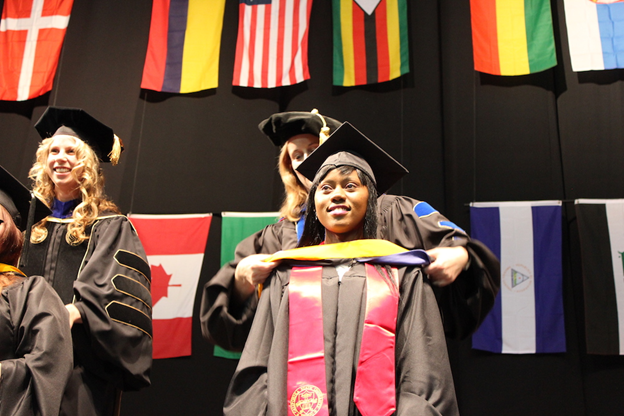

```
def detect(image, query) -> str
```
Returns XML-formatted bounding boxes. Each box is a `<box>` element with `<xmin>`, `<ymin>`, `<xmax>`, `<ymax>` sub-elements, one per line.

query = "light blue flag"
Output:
<box><xmin>564</xmin><ymin>0</ymin><xmax>624</xmax><ymax>71</ymax></box>
<box><xmin>470</xmin><ymin>201</ymin><xmax>565</xmax><ymax>354</ymax></box>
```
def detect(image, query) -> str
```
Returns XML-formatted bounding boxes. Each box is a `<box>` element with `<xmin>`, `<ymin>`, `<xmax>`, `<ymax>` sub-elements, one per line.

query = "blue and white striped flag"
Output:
<box><xmin>470</xmin><ymin>201</ymin><xmax>565</xmax><ymax>354</ymax></box>
<box><xmin>563</xmin><ymin>0</ymin><xmax>624</xmax><ymax>72</ymax></box>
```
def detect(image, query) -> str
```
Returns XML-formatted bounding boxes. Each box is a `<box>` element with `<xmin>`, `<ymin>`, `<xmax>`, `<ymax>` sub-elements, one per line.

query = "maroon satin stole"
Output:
<box><xmin>287</xmin><ymin>263</ymin><xmax>399</xmax><ymax>416</ymax></box>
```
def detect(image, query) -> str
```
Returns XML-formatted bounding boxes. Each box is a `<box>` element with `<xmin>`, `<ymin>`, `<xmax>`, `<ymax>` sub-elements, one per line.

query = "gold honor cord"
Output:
<box><xmin>0</xmin><ymin>263</ymin><xmax>26</xmax><ymax>277</ymax></box>
<box><xmin>263</xmin><ymin>239</ymin><xmax>408</xmax><ymax>263</ymax></box>
<box><xmin>259</xmin><ymin>240</ymin><xmax>408</xmax><ymax>296</ymax></box>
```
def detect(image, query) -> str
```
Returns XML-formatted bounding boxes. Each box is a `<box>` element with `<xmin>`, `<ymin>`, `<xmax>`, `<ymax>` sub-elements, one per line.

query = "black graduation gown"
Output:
<box><xmin>22</xmin><ymin>214</ymin><xmax>152</xmax><ymax>416</ymax></box>
<box><xmin>0</xmin><ymin>275</ymin><xmax>73</xmax><ymax>416</ymax></box>
<box><xmin>200</xmin><ymin>195</ymin><xmax>500</xmax><ymax>350</ymax></box>
<box><xmin>224</xmin><ymin>260</ymin><xmax>459</xmax><ymax>416</ymax></box>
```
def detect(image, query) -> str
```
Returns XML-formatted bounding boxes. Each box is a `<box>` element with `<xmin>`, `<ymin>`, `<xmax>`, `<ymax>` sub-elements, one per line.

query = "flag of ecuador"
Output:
<box><xmin>332</xmin><ymin>0</ymin><xmax>409</xmax><ymax>87</ymax></box>
<box><xmin>470</xmin><ymin>0</ymin><xmax>557</xmax><ymax>76</ymax></box>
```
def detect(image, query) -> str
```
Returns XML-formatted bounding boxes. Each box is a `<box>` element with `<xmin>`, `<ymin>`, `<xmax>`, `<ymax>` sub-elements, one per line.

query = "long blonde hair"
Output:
<box><xmin>278</xmin><ymin>144</ymin><xmax>308</xmax><ymax>222</ymax></box>
<box><xmin>29</xmin><ymin>136</ymin><xmax>120</xmax><ymax>245</ymax></box>
<box><xmin>275</xmin><ymin>111</ymin><xmax>339</xmax><ymax>222</ymax></box>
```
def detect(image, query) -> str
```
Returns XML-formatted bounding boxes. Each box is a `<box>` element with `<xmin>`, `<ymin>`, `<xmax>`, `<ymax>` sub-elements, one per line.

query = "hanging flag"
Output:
<box><xmin>214</xmin><ymin>211</ymin><xmax>280</xmax><ymax>359</ymax></box>
<box><xmin>575</xmin><ymin>199</ymin><xmax>624</xmax><ymax>355</ymax></box>
<box><xmin>141</xmin><ymin>0</ymin><xmax>226</xmax><ymax>93</ymax></box>
<box><xmin>129</xmin><ymin>213</ymin><xmax>212</xmax><ymax>359</ymax></box>
<box><xmin>470</xmin><ymin>201</ymin><xmax>565</xmax><ymax>354</ymax></box>
<box><xmin>563</xmin><ymin>0</ymin><xmax>624</xmax><ymax>71</ymax></box>
<box><xmin>232</xmin><ymin>0</ymin><xmax>312</xmax><ymax>88</ymax></box>
<box><xmin>0</xmin><ymin>0</ymin><xmax>74</xmax><ymax>101</ymax></box>
<box><xmin>332</xmin><ymin>0</ymin><xmax>409</xmax><ymax>86</ymax></box>
<box><xmin>470</xmin><ymin>0</ymin><xmax>557</xmax><ymax>76</ymax></box>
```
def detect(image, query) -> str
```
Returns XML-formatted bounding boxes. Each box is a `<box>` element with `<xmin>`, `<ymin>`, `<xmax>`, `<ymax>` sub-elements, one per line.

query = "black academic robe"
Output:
<box><xmin>0</xmin><ymin>276</ymin><xmax>73</xmax><ymax>416</ymax></box>
<box><xmin>200</xmin><ymin>195</ymin><xmax>500</xmax><ymax>351</ymax></box>
<box><xmin>22</xmin><ymin>214</ymin><xmax>152</xmax><ymax>416</ymax></box>
<box><xmin>224</xmin><ymin>260</ymin><xmax>459</xmax><ymax>416</ymax></box>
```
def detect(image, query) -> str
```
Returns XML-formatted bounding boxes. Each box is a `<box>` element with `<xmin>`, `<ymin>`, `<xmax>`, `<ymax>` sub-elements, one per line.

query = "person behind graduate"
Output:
<box><xmin>20</xmin><ymin>107</ymin><xmax>153</xmax><ymax>416</ymax></box>
<box><xmin>0</xmin><ymin>165</ymin><xmax>73</xmax><ymax>416</ymax></box>
<box><xmin>200</xmin><ymin>110</ymin><xmax>500</xmax><ymax>351</ymax></box>
<box><xmin>224</xmin><ymin>122</ymin><xmax>459</xmax><ymax>416</ymax></box>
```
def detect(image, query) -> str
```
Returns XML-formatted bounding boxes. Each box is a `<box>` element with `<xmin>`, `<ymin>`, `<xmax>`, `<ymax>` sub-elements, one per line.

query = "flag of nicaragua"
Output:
<box><xmin>470</xmin><ymin>201</ymin><xmax>565</xmax><ymax>354</ymax></box>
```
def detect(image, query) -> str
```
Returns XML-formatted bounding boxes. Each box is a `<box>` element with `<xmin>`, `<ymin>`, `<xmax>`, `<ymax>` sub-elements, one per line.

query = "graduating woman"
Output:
<box><xmin>0</xmin><ymin>165</ymin><xmax>73</xmax><ymax>416</ymax></box>
<box><xmin>224</xmin><ymin>122</ymin><xmax>459</xmax><ymax>416</ymax></box>
<box><xmin>21</xmin><ymin>107</ymin><xmax>153</xmax><ymax>416</ymax></box>
<box><xmin>201</xmin><ymin>110</ymin><xmax>499</xmax><ymax>351</ymax></box>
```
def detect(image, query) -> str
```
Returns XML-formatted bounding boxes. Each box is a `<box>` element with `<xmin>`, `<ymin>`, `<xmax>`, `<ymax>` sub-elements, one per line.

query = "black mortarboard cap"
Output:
<box><xmin>296</xmin><ymin>122</ymin><xmax>409</xmax><ymax>194</ymax></box>
<box><xmin>34</xmin><ymin>107</ymin><xmax>123</xmax><ymax>164</ymax></box>
<box><xmin>0</xmin><ymin>166</ymin><xmax>50</xmax><ymax>232</ymax></box>
<box><xmin>258</xmin><ymin>109</ymin><xmax>342</xmax><ymax>147</ymax></box>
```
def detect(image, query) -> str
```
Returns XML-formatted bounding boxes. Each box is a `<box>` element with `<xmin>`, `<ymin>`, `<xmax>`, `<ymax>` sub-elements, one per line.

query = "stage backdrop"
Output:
<box><xmin>0</xmin><ymin>0</ymin><xmax>623</xmax><ymax>415</ymax></box>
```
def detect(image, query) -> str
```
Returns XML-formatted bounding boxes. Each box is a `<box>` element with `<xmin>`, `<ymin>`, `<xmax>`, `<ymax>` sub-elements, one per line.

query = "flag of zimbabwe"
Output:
<box><xmin>332</xmin><ymin>0</ymin><xmax>409</xmax><ymax>86</ymax></box>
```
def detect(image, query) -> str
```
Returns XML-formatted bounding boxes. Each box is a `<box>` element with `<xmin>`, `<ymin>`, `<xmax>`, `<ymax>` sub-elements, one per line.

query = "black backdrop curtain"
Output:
<box><xmin>0</xmin><ymin>0</ymin><xmax>623</xmax><ymax>415</ymax></box>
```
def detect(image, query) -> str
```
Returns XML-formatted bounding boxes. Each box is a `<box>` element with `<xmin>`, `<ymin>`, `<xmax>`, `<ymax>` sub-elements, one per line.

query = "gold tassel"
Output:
<box><xmin>319</xmin><ymin>126</ymin><xmax>330</xmax><ymax>145</ymax></box>
<box><xmin>310</xmin><ymin>109</ymin><xmax>330</xmax><ymax>145</ymax></box>
<box><xmin>109</xmin><ymin>134</ymin><xmax>124</xmax><ymax>166</ymax></box>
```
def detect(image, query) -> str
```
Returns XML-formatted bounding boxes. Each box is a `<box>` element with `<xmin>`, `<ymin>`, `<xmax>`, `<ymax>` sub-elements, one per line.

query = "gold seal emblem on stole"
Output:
<box><xmin>289</xmin><ymin>384</ymin><xmax>324</xmax><ymax>416</ymax></box>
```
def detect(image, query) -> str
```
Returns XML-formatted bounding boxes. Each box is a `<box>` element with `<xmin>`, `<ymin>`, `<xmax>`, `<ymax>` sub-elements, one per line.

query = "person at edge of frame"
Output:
<box><xmin>0</xmin><ymin>164</ymin><xmax>73</xmax><ymax>416</ymax></box>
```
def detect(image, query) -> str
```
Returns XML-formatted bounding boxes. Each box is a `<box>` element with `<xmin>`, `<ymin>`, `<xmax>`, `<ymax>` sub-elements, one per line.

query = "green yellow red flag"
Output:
<box><xmin>470</xmin><ymin>0</ymin><xmax>557</xmax><ymax>76</ymax></box>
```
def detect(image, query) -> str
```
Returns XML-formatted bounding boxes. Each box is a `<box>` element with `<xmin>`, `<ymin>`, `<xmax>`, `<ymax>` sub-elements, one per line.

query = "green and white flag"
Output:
<box><xmin>576</xmin><ymin>199</ymin><xmax>624</xmax><ymax>355</ymax></box>
<box><xmin>214</xmin><ymin>211</ymin><xmax>280</xmax><ymax>359</ymax></box>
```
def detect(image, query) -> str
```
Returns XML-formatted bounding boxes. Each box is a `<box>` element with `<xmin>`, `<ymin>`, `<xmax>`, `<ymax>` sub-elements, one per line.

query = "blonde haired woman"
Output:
<box><xmin>200</xmin><ymin>111</ymin><xmax>500</xmax><ymax>352</ymax></box>
<box><xmin>22</xmin><ymin>107</ymin><xmax>153</xmax><ymax>416</ymax></box>
<box><xmin>29</xmin><ymin>123</ymin><xmax>120</xmax><ymax>246</ymax></box>
<box><xmin>272</xmin><ymin>111</ymin><xmax>341</xmax><ymax>222</ymax></box>
<box><xmin>0</xmin><ymin>165</ymin><xmax>72</xmax><ymax>416</ymax></box>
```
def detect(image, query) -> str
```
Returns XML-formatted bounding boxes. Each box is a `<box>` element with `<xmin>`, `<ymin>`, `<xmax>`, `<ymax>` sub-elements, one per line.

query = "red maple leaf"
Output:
<box><xmin>151</xmin><ymin>264</ymin><xmax>181</xmax><ymax>306</ymax></box>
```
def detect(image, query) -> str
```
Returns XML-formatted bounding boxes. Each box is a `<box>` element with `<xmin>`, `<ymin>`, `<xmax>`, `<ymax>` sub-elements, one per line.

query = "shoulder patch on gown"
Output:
<box><xmin>413</xmin><ymin>201</ymin><xmax>437</xmax><ymax>218</ymax></box>
<box><xmin>414</xmin><ymin>202</ymin><xmax>466</xmax><ymax>233</ymax></box>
